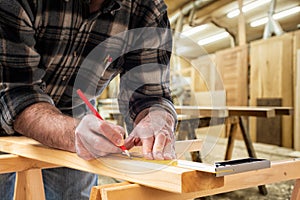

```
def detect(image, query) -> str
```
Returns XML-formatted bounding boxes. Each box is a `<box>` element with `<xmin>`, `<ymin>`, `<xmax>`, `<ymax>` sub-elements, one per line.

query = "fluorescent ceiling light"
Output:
<box><xmin>198</xmin><ymin>32</ymin><xmax>230</xmax><ymax>46</ymax></box>
<box><xmin>250</xmin><ymin>18</ymin><xmax>268</xmax><ymax>27</ymax></box>
<box><xmin>181</xmin><ymin>25</ymin><xmax>208</xmax><ymax>37</ymax></box>
<box><xmin>227</xmin><ymin>0</ymin><xmax>271</xmax><ymax>18</ymax></box>
<box><xmin>274</xmin><ymin>6</ymin><xmax>300</xmax><ymax>19</ymax></box>
<box><xmin>250</xmin><ymin>6</ymin><xmax>300</xmax><ymax>27</ymax></box>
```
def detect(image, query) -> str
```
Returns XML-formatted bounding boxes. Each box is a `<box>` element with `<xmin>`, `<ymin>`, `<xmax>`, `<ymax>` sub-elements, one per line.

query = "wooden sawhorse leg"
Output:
<box><xmin>14</xmin><ymin>169</ymin><xmax>46</xmax><ymax>200</ymax></box>
<box><xmin>0</xmin><ymin>154</ymin><xmax>56</xmax><ymax>200</ymax></box>
<box><xmin>177</xmin><ymin>118</ymin><xmax>203</xmax><ymax>162</ymax></box>
<box><xmin>291</xmin><ymin>179</ymin><xmax>300</xmax><ymax>200</ymax></box>
<box><xmin>225</xmin><ymin>117</ymin><xmax>239</xmax><ymax>160</ymax></box>
<box><xmin>225</xmin><ymin>116</ymin><xmax>268</xmax><ymax>195</ymax></box>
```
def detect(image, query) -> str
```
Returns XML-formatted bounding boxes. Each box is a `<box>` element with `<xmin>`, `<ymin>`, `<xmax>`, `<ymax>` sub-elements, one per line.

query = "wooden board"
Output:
<box><xmin>295</xmin><ymin>50</ymin><xmax>300</xmax><ymax>150</ymax></box>
<box><xmin>0</xmin><ymin>137</ymin><xmax>223</xmax><ymax>193</ymax></box>
<box><xmin>102</xmin><ymin>103</ymin><xmax>285</xmax><ymax>118</ymax></box>
<box><xmin>175</xmin><ymin>105</ymin><xmax>228</xmax><ymax>117</ymax></box>
<box><xmin>293</xmin><ymin>30</ymin><xmax>300</xmax><ymax>86</ymax></box>
<box><xmin>0</xmin><ymin>154</ymin><xmax>58</xmax><ymax>174</ymax></box>
<box><xmin>130</xmin><ymin>139</ymin><xmax>203</xmax><ymax>158</ymax></box>
<box><xmin>92</xmin><ymin>159</ymin><xmax>300</xmax><ymax>200</ymax></box>
<box><xmin>190</xmin><ymin>54</ymin><xmax>219</xmax><ymax>92</ymax></box>
<box><xmin>250</xmin><ymin>34</ymin><xmax>293</xmax><ymax>147</ymax></box>
<box><xmin>175</xmin><ymin>106</ymin><xmax>276</xmax><ymax>118</ymax></box>
<box><xmin>256</xmin><ymin>98</ymin><xmax>282</xmax><ymax>146</ymax></box>
<box><xmin>274</xmin><ymin>107</ymin><xmax>294</xmax><ymax>116</ymax></box>
<box><xmin>90</xmin><ymin>182</ymin><xmax>131</xmax><ymax>200</ymax></box>
<box><xmin>216</xmin><ymin>45</ymin><xmax>248</xmax><ymax>106</ymax></box>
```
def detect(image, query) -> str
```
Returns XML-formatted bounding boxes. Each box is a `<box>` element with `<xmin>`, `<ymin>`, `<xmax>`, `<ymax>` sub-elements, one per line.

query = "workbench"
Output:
<box><xmin>0</xmin><ymin>137</ymin><xmax>299</xmax><ymax>200</ymax></box>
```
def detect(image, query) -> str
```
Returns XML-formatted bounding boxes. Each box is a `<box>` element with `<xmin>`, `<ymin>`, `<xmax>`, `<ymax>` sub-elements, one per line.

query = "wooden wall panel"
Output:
<box><xmin>295</xmin><ymin>50</ymin><xmax>300</xmax><ymax>151</ymax></box>
<box><xmin>293</xmin><ymin>30</ymin><xmax>300</xmax><ymax>150</ymax></box>
<box><xmin>190</xmin><ymin>54</ymin><xmax>217</xmax><ymax>93</ymax></box>
<box><xmin>215</xmin><ymin>45</ymin><xmax>249</xmax><ymax>139</ymax></box>
<box><xmin>215</xmin><ymin>45</ymin><xmax>249</xmax><ymax>106</ymax></box>
<box><xmin>250</xmin><ymin>34</ymin><xmax>293</xmax><ymax>147</ymax></box>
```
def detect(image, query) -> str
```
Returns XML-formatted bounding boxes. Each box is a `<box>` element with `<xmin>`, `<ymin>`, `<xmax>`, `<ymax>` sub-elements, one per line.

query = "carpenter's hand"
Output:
<box><xmin>124</xmin><ymin>108</ymin><xmax>176</xmax><ymax>160</ymax></box>
<box><xmin>75</xmin><ymin>114</ymin><xmax>125</xmax><ymax>160</ymax></box>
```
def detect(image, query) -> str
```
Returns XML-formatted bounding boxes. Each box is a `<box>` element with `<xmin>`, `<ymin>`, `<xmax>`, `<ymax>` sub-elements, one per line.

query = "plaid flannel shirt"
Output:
<box><xmin>0</xmin><ymin>0</ymin><xmax>176</xmax><ymax>135</ymax></box>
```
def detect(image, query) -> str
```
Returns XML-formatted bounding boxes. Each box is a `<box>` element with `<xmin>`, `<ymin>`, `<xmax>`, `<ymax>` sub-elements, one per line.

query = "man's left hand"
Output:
<box><xmin>124</xmin><ymin>108</ymin><xmax>176</xmax><ymax>160</ymax></box>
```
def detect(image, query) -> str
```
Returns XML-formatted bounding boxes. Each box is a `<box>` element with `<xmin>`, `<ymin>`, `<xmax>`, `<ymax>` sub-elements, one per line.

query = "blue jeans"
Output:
<box><xmin>0</xmin><ymin>167</ymin><xmax>98</xmax><ymax>200</ymax></box>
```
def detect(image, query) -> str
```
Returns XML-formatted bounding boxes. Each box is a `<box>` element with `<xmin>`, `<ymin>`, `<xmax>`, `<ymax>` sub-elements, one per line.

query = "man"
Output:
<box><xmin>0</xmin><ymin>0</ymin><xmax>176</xmax><ymax>199</ymax></box>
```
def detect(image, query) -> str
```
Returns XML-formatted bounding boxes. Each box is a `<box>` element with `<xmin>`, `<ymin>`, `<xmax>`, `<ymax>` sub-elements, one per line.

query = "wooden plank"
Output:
<box><xmin>130</xmin><ymin>139</ymin><xmax>203</xmax><ymax>158</ymax></box>
<box><xmin>274</xmin><ymin>107</ymin><xmax>294</xmax><ymax>116</ymax></box>
<box><xmin>14</xmin><ymin>169</ymin><xmax>45</xmax><ymax>200</ymax></box>
<box><xmin>256</xmin><ymin>98</ymin><xmax>282</xmax><ymax>146</ymax></box>
<box><xmin>98</xmin><ymin>159</ymin><xmax>300</xmax><ymax>200</ymax></box>
<box><xmin>174</xmin><ymin>139</ymin><xmax>202</xmax><ymax>154</ymax></box>
<box><xmin>89</xmin><ymin>182</ymin><xmax>130</xmax><ymax>200</ymax></box>
<box><xmin>103</xmin><ymin>105</ymin><xmax>229</xmax><ymax>118</ymax></box>
<box><xmin>0</xmin><ymin>154</ymin><xmax>58</xmax><ymax>174</ymax></box>
<box><xmin>176</xmin><ymin>106</ymin><xmax>276</xmax><ymax>118</ymax></box>
<box><xmin>227</xmin><ymin>106</ymin><xmax>275</xmax><ymax>117</ymax></box>
<box><xmin>215</xmin><ymin>45</ymin><xmax>248</xmax><ymax>106</ymax></box>
<box><xmin>295</xmin><ymin>50</ymin><xmax>300</xmax><ymax>151</ymax></box>
<box><xmin>190</xmin><ymin>54</ymin><xmax>219</xmax><ymax>92</ymax></box>
<box><xmin>102</xmin><ymin>104</ymin><xmax>281</xmax><ymax>118</ymax></box>
<box><xmin>175</xmin><ymin>106</ymin><xmax>228</xmax><ymax>117</ymax></box>
<box><xmin>190</xmin><ymin>55</ymin><xmax>213</xmax><ymax>92</ymax></box>
<box><xmin>250</xmin><ymin>34</ymin><xmax>293</xmax><ymax>146</ymax></box>
<box><xmin>0</xmin><ymin>137</ymin><xmax>223</xmax><ymax>193</ymax></box>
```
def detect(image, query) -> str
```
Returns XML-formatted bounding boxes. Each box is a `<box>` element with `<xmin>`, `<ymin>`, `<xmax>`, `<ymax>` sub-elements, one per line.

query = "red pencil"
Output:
<box><xmin>76</xmin><ymin>89</ymin><xmax>131</xmax><ymax>158</ymax></box>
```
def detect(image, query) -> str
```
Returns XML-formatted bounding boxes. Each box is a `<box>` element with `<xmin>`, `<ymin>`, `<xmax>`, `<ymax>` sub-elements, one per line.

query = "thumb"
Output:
<box><xmin>124</xmin><ymin>133</ymin><xmax>136</xmax><ymax>149</ymax></box>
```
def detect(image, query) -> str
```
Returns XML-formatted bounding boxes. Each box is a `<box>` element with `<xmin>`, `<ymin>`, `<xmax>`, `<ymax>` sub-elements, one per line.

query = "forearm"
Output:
<box><xmin>14</xmin><ymin>102</ymin><xmax>78</xmax><ymax>152</ymax></box>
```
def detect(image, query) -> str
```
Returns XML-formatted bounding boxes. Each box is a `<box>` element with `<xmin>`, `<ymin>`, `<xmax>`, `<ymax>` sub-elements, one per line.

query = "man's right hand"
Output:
<box><xmin>75</xmin><ymin>114</ymin><xmax>125</xmax><ymax>160</ymax></box>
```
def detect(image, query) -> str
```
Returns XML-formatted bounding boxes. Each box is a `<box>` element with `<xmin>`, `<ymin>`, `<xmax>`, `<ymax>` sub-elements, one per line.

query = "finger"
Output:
<box><xmin>99</xmin><ymin>123</ymin><xmax>125</xmax><ymax>146</ymax></box>
<box><xmin>89</xmin><ymin>119</ymin><xmax>125</xmax><ymax>146</ymax></box>
<box><xmin>162</xmin><ymin>139</ymin><xmax>176</xmax><ymax>160</ymax></box>
<box><xmin>77</xmin><ymin>129</ymin><xmax>121</xmax><ymax>156</ymax></box>
<box><xmin>114</xmin><ymin>125</ymin><xmax>127</xmax><ymax>138</ymax></box>
<box><xmin>75</xmin><ymin>135</ymin><xmax>95</xmax><ymax>160</ymax></box>
<box><xmin>134</xmin><ymin>138</ymin><xmax>142</xmax><ymax>146</ymax></box>
<box><xmin>124</xmin><ymin>134</ymin><xmax>136</xmax><ymax>149</ymax></box>
<box><xmin>141</xmin><ymin>136</ymin><xmax>154</xmax><ymax>160</ymax></box>
<box><xmin>152</xmin><ymin>133</ymin><xmax>166</xmax><ymax>160</ymax></box>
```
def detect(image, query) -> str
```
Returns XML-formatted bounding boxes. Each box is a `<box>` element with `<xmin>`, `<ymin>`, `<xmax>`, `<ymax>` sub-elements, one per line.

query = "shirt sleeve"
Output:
<box><xmin>117</xmin><ymin>0</ymin><xmax>177</xmax><ymax>132</ymax></box>
<box><xmin>0</xmin><ymin>1</ymin><xmax>53</xmax><ymax>135</ymax></box>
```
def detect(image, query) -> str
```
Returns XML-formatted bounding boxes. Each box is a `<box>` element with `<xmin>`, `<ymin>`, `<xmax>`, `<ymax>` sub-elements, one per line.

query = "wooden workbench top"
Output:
<box><xmin>0</xmin><ymin>136</ymin><xmax>222</xmax><ymax>194</ymax></box>
<box><xmin>98</xmin><ymin>100</ymin><xmax>293</xmax><ymax>118</ymax></box>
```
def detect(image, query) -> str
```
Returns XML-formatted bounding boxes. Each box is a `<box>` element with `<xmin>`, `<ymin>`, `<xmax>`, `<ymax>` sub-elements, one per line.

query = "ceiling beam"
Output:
<box><xmin>238</xmin><ymin>0</ymin><xmax>246</xmax><ymax>45</ymax></box>
<box><xmin>193</xmin><ymin>0</ymin><xmax>235</xmax><ymax>25</ymax></box>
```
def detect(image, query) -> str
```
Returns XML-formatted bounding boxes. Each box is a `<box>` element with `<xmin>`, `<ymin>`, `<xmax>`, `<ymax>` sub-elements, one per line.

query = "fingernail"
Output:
<box><xmin>155</xmin><ymin>152</ymin><xmax>164</xmax><ymax>160</ymax></box>
<box><xmin>144</xmin><ymin>152</ymin><xmax>153</xmax><ymax>160</ymax></box>
<box><xmin>115</xmin><ymin>138</ymin><xmax>124</xmax><ymax>146</ymax></box>
<box><xmin>163</xmin><ymin>153</ymin><xmax>172</xmax><ymax>160</ymax></box>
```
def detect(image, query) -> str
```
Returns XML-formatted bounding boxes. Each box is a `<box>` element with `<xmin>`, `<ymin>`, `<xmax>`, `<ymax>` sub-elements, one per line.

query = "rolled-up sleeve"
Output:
<box><xmin>117</xmin><ymin>1</ymin><xmax>177</xmax><ymax>132</ymax></box>
<box><xmin>0</xmin><ymin>1</ymin><xmax>53</xmax><ymax>135</ymax></box>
